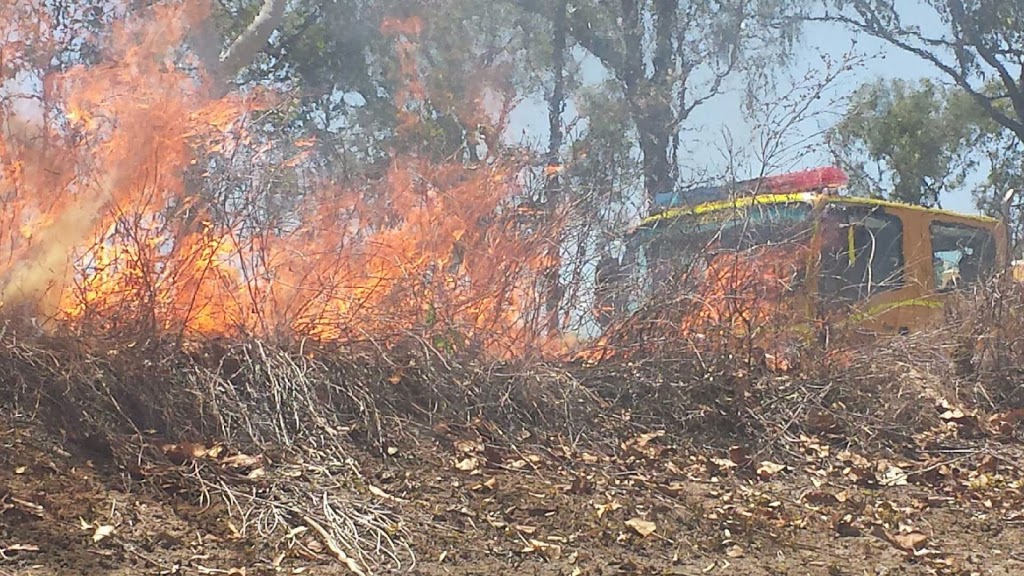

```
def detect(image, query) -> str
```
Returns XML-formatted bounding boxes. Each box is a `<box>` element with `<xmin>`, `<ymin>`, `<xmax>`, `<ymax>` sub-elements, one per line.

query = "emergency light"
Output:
<box><xmin>654</xmin><ymin>167</ymin><xmax>849</xmax><ymax>211</ymax></box>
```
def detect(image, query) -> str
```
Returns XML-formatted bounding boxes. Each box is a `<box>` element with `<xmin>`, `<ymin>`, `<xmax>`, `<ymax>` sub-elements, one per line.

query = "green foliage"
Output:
<box><xmin>532</xmin><ymin>0</ymin><xmax>808</xmax><ymax>201</ymax></box>
<box><xmin>828</xmin><ymin>78</ymin><xmax>992</xmax><ymax>206</ymax></box>
<box><xmin>820</xmin><ymin>0</ymin><xmax>1024</xmax><ymax>144</ymax></box>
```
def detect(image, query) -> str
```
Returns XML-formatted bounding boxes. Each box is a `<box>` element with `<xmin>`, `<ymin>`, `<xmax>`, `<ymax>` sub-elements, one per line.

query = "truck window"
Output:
<box><xmin>592</xmin><ymin>202</ymin><xmax>814</xmax><ymax>326</ymax></box>
<box><xmin>819</xmin><ymin>204</ymin><xmax>905</xmax><ymax>305</ymax></box>
<box><xmin>930</xmin><ymin>221</ymin><xmax>996</xmax><ymax>291</ymax></box>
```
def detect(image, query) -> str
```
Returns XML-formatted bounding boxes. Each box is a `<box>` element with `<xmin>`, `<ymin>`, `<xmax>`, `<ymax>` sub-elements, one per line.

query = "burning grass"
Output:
<box><xmin>2</xmin><ymin>275</ymin><xmax>1023</xmax><ymax>571</ymax></box>
<box><xmin>0</xmin><ymin>1</ymin><xmax>569</xmax><ymax>361</ymax></box>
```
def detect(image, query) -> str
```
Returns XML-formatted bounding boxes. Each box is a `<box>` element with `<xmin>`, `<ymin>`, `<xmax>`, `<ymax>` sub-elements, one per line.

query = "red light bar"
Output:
<box><xmin>755</xmin><ymin>166</ymin><xmax>848</xmax><ymax>194</ymax></box>
<box><xmin>652</xmin><ymin>166</ymin><xmax>850</xmax><ymax>212</ymax></box>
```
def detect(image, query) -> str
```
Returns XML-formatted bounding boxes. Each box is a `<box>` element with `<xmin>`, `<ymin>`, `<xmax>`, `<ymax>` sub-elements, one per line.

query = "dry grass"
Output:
<box><xmin>0</xmin><ymin>279</ymin><xmax>1022</xmax><ymax>571</ymax></box>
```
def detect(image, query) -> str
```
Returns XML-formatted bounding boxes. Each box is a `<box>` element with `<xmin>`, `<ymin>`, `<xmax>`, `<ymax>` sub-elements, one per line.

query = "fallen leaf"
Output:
<box><xmin>454</xmin><ymin>439</ymin><xmax>483</xmax><ymax>454</ymax></box>
<box><xmin>625</xmin><ymin>517</ymin><xmax>657</xmax><ymax>537</ymax></box>
<box><xmin>879</xmin><ymin>465</ymin><xmax>909</xmax><ymax>487</ymax></box>
<box><xmin>92</xmin><ymin>524</ymin><xmax>115</xmax><ymax>543</ymax></box>
<box><xmin>14</xmin><ymin>466</ymin><xmax>27</xmax><ymax>474</ymax></box>
<box><xmin>728</xmin><ymin>446</ymin><xmax>752</xmax><ymax>468</ymax></box>
<box><xmin>595</xmin><ymin>501</ymin><xmax>622</xmax><ymax>518</ymax></box>
<box><xmin>802</xmin><ymin>491</ymin><xmax>838</xmax><ymax>506</ymax></box>
<box><xmin>710</xmin><ymin>457</ymin><xmax>737</xmax><ymax>471</ymax></box>
<box><xmin>725</xmin><ymin>544</ymin><xmax>745</xmax><ymax>558</ymax></box>
<box><xmin>469</xmin><ymin>477</ymin><xmax>497</xmax><ymax>491</ymax></box>
<box><xmin>634</xmin><ymin>431</ymin><xmax>665</xmax><ymax>447</ymax></box>
<box><xmin>892</xmin><ymin>531</ymin><xmax>929</xmax><ymax>551</ymax></box>
<box><xmin>757</xmin><ymin>461</ymin><xmax>786</xmax><ymax>479</ymax></box>
<box><xmin>454</xmin><ymin>457</ymin><xmax>479</xmax><ymax>471</ymax></box>
<box><xmin>940</xmin><ymin>408</ymin><xmax>965</xmax><ymax>420</ymax></box>
<box><xmin>220</xmin><ymin>454</ymin><xmax>262</xmax><ymax>469</ymax></box>
<box><xmin>522</xmin><ymin>538</ymin><xmax>562</xmax><ymax>559</ymax></box>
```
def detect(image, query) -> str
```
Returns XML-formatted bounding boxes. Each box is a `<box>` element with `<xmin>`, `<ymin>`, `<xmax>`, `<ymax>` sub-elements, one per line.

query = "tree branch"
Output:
<box><xmin>947</xmin><ymin>0</ymin><xmax>1024</xmax><ymax>126</ymax></box>
<box><xmin>805</xmin><ymin>11</ymin><xmax>1024</xmax><ymax>142</ymax></box>
<box><xmin>514</xmin><ymin>0</ymin><xmax>626</xmax><ymax>79</ymax></box>
<box><xmin>219</xmin><ymin>0</ymin><xmax>288</xmax><ymax>81</ymax></box>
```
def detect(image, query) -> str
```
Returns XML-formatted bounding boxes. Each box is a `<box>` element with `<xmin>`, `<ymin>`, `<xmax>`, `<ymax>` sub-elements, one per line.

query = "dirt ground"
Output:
<box><xmin>3</xmin><ymin>405</ymin><xmax>1024</xmax><ymax>576</ymax></box>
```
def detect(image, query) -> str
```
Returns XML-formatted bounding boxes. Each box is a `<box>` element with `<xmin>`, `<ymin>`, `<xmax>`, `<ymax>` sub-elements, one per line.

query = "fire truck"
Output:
<box><xmin>594</xmin><ymin>167</ymin><xmax>1014</xmax><ymax>338</ymax></box>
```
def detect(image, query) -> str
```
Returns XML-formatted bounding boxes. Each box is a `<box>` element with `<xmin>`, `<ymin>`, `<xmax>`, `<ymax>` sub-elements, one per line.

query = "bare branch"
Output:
<box><xmin>188</xmin><ymin>0</ymin><xmax>288</xmax><ymax>97</ymax></box>
<box><xmin>804</xmin><ymin>10</ymin><xmax>1024</xmax><ymax>142</ymax></box>
<box><xmin>219</xmin><ymin>0</ymin><xmax>288</xmax><ymax>81</ymax></box>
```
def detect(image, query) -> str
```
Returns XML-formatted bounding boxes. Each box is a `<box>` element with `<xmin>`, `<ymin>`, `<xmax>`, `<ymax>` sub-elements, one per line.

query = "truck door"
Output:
<box><xmin>816</xmin><ymin>203</ymin><xmax>934</xmax><ymax>334</ymax></box>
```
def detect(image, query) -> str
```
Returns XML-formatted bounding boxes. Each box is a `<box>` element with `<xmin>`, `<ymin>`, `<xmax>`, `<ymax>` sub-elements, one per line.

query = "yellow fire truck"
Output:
<box><xmin>595</xmin><ymin>167</ymin><xmax>1013</xmax><ymax>338</ymax></box>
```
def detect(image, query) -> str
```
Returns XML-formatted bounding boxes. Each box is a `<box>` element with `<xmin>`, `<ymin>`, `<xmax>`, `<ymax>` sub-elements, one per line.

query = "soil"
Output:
<box><xmin>3</xmin><ymin>409</ymin><xmax>1024</xmax><ymax>576</ymax></box>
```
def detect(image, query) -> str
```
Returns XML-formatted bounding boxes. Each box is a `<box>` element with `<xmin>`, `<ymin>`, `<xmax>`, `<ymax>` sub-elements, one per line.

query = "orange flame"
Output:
<box><xmin>0</xmin><ymin>6</ymin><xmax>564</xmax><ymax>360</ymax></box>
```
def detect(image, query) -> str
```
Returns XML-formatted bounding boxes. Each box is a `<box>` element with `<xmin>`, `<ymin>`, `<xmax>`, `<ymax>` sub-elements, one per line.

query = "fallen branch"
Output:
<box><xmin>302</xmin><ymin>514</ymin><xmax>367</xmax><ymax>576</ymax></box>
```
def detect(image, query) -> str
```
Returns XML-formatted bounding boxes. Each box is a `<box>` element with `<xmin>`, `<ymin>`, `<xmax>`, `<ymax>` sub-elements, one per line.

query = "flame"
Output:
<box><xmin>680</xmin><ymin>244</ymin><xmax>810</xmax><ymax>336</ymax></box>
<box><xmin>0</xmin><ymin>5</ymin><xmax>563</xmax><ymax>359</ymax></box>
<box><xmin>582</xmin><ymin>238</ymin><xmax>815</xmax><ymax>366</ymax></box>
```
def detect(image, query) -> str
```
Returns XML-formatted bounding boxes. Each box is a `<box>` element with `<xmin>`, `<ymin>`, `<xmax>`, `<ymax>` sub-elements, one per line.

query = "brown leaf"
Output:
<box><xmin>710</xmin><ymin>457</ymin><xmax>737</xmax><ymax>472</ymax></box>
<box><xmin>878</xmin><ymin>465</ymin><xmax>909</xmax><ymax>487</ymax></box>
<box><xmin>892</xmin><ymin>531</ymin><xmax>929</xmax><ymax>551</ymax></box>
<box><xmin>595</xmin><ymin>501</ymin><xmax>622</xmax><ymax>518</ymax></box>
<box><xmin>221</xmin><ymin>453</ymin><xmax>262</xmax><ymax>469</ymax></box>
<box><xmin>245</xmin><ymin>467</ymin><xmax>266</xmax><ymax>480</ymax></box>
<box><xmin>756</xmin><ymin>461</ymin><xmax>785</xmax><ymax>479</ymax></box>
<box><xmin>802</xmin><ymin>491</ymin><xmax>839</xmax><ymax>507</ymax></box>
<box><xmin>939</xmin><ymin>408</ymin><xmax>966</xmax><ymax>421</ymax></box>
<box><xmin>625</xmin><ymin>517</ymin><xmax>657</xmax><ymax>537</ymax></box>
<box><xmin>92</xmin><ymin>524</ymin><xmax>115</xmax><ymax>543</ymax></box>
<box><xmin>987</xmin><ymin>409</ymin><xmax>1024</xmax><ymax>435</ymax></box>
<box><xmin>725</xmin><ymin>545</ymin><xmax>745</xmax><ymax>558</ymax></box>
<box><xmin>454</xmin><ymin>439</ymin><xmax>483</xmax><ymax>454</ymax></box>
<box><xmin>728</xmin><ymin>446</ymin><xmax>752</xmax><ymax>468</ymax></box>
<box><xmin>522</xmin><ymin>538</ymin><xmax>562</xmax><ymax>559</ymax></box>
<box><xmin>806</xmin><ymin>410</ymin><xmax>840</xmax><ymax>434</ymax></box>
<box><xmin>470</xmin><ymin>477</ymin><xmax>497</xmax><ymax>492</ymax></box>
<box><xmin>634</xmin><ymin>431</ymin><xmax>665</xmax><ymax>447</ymax></box>
<box><xmin>454</xmin><ymin>457</ymin><xmax>480</xmax><ymax>471</ymax></box>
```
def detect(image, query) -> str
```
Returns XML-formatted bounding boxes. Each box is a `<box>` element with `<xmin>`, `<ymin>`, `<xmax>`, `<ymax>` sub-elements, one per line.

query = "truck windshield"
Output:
<box><xmin>594</xmin><ymin>201</ymin><xmax>815</xmax><ymax>323</ymax></box>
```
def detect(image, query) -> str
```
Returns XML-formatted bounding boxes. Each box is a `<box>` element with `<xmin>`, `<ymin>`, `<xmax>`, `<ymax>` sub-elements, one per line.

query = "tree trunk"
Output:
<box><xmin>622</xmin><ymin>0</ymin><xmax>677</xmax><ymax>205</ymax></box>
<box><xmin>189</xmin><ymin>0</ymin><xmax>288</xmax><ymax>98</ymax></box>
<box><xmin>541</xmin><ymin>0</ymin><xmax>568</xmax><ymax>336</ymax></box>
<box><xmin>640</xmin><ymin>0</ymin><xmax>677</xmax><ymax>204</ymax></box>
<box><xmin>173</xmin><ymin>0</ymin><xmax>288</xmax><ymax>263</ymax></box>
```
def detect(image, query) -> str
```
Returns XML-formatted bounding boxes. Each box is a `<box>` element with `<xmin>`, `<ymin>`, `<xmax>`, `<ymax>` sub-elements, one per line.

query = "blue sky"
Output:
<box><xmin>503</xmin><ymin>3</ymin><xmax>981</xmax><ymax>215</ymax></box>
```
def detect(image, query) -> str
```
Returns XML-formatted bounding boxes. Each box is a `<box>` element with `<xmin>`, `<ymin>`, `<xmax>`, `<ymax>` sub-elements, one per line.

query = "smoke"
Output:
<box><xmin>0</xmin><ymin>171</ymin><xmax>120</xmax><ymax>317</ymax></box>
<box><xmin>0</xmin><ymin>2</ymin><xmax>202</xmax><ymax>318</ymax></box>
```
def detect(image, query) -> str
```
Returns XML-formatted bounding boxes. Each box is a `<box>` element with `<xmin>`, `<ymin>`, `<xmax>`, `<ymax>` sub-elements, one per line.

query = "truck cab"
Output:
<box><xmin>594</xmin><ymin>167</ymin><xmax>1009</xmax><ymax>342</ymax></box>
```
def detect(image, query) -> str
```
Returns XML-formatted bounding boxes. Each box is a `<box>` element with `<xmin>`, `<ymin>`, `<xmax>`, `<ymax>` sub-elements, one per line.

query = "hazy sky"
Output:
<box><xmin>505</xmin><ymin>3</ymin><xmax>980</xmax><ymax>215</ymax></box>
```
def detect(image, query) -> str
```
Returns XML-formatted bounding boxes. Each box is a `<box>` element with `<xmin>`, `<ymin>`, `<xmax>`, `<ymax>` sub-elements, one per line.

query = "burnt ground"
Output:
<box><xmin>3</xmin><ymin>405</ymin><xmax>1024</xmax><ymax>576</ymax></box>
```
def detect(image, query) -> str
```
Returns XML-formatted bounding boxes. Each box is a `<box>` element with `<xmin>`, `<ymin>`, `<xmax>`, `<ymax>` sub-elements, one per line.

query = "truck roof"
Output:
<box><xmin>640</xmin><ymin>192</ymin><xmax>1001</xmax><ymax>229</ymax></box>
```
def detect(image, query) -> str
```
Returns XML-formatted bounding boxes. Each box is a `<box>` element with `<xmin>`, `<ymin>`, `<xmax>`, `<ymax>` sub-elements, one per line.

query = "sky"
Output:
<box><xmin>503</xmin><ymin>2</ymin><xmax>982</xmax><ymax>216</ymax></box>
